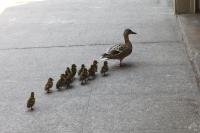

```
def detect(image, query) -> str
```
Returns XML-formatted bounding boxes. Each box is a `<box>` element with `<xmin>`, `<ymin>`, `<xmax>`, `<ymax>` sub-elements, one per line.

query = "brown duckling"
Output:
<box><xmin>101</xmin><ymin>61</ymin><xmax>109</xmax><ymax>76</ymax></box>
<box><xmin>88</xmin><ymin>64</ymin><xmax>96</xmax><ymax>79</ymax></box>
<box><xmin>56</xmin><ymin>74</ymin><xmax>66</xmax><ymax>90</ymax></box>
<box><xmin>44</xmin><ymin>78</ymin><xmax>53</xmax><ymax>93</ymax></box>
<box><xmin>71</xmin><ymin>64</ymin><xmax>77</xmax><ymax>78</ymax></box>
<box><xmin>66</xmin><ymin>67</ymin><xmax>73</xmax><ymax>82</ymax></box>
<box><xmin>80</xmin><ymin>68</ymin><xmax>89</xmax><ymax>84</ymax></box>
<box><xmin>65</xmin><ymin>72</ymin><xmax>71</xmax><ymax>88</ymax></box>
<box><xmin>93</xmin><ymin>60</ymin><xmax>98</xmax><ymax>72</ymax></box>
<box><xmin>27</xmin><ymin>92</ymin><xmax>35</xmax><ymax>110</ymax></box>
<box><xmin>78</xmin><ymin>64</ymin><xmax>85</xmax><ymax>76</ymax></box>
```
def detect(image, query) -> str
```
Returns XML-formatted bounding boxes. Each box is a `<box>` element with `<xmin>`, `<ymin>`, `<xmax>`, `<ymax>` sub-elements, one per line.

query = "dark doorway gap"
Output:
<box><xmin>196</xmin><ymin>0</ymin><xmax>200</xmax><ymax>13</ymax></box>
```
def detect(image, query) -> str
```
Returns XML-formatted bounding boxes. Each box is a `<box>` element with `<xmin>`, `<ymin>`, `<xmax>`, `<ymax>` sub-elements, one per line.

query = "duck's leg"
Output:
<box><xmin>119</xmin><ymin>59</ymin><xmax>122</xmax><ymax>67</ymax></box>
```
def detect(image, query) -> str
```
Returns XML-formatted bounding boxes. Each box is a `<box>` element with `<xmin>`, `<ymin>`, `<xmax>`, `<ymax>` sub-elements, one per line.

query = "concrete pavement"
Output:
<box><xmin>0</xmin><ymin>0</ymin><xmax>200</xmax><ymax>133</ymax></box>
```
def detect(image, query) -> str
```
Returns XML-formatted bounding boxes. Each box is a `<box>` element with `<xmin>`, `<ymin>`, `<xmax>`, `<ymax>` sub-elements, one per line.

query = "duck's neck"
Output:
<box><xmin>124</xmin><ymin>34</ymin><xmax>130</xmax><ymax>44</ymax></box>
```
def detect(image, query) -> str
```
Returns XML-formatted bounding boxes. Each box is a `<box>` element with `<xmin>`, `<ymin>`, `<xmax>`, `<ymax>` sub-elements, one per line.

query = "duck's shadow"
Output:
<box><xmin>110</xmin><ymin>61</ymin><xmax>143</xmax><ymax>72</ymax></box>
<box><xmin>55</xmin><ymin>85</ymin><xmax>75</xmax><ymax>92</ymax></box>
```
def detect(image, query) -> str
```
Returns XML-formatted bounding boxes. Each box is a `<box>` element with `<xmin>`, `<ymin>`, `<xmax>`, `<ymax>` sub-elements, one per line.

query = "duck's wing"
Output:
<box><xmin>107</xmin><ymin>43</ymin><xmax>125</xmax><ymax>53</ymax></box>
<box><xmin>102</xmin><ymin>43</ymin><xmax>127</xmax><ymax>59</ymax></box>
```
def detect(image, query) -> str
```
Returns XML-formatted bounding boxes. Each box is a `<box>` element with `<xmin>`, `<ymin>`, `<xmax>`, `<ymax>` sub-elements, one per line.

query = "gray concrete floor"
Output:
<box><xmin>0</xmin><ymin>0</ymin><xmax>200</xmax><ymax>133</ymax></box>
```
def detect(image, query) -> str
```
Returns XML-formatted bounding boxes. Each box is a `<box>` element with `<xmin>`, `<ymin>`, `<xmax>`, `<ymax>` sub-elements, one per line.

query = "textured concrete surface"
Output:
<box><xmin>0</xmin><ymin>0</ymin><xmax>200</xmax><ymax>133</ymax></box>
<box><xmin>178</xmin><ymin>14</ymin><xmax>200</xmax><ymax>87</ymax></box>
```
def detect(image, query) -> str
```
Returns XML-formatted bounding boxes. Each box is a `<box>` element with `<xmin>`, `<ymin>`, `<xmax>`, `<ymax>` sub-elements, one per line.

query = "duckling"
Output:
<box><xmin>93</xmin><ymin>60</ymin><xmax>98</xmax><ymax>72</ymax></box>
<box><xmin>27</xmin><ymin>92</ymin><xmax>35</xmax><ymax>110</ymax></box>
<box><xmin>80</xmin><ymin>68</ymin><xmax>88</xmax><ymax>84</ymax></box>
<box><xmin>65</xmin><ymin>72</ymin><xmax>71</xmax><ymax>88</ymax></box>
<box><xmin>101</xmin><ymin>29</ymin><xmax>136</xmax><ymax>66</ymax></box>
<box><xmin>66</xmin><ymin>67</ymin><xmax>72</xmax><ymax>75</ymax></box>
<box><xmin>44</xmin><ymin>78</ymin><xmax>53</xmax><ymax>93</ymax></box>
<box><xmin>88</xmin><ymin>64</ymin><xmax>96</xmax><ymax>79</ymax></box>
<box><xmin>66</xmin><ymin>67</ymin><xmax>73</xmax><ymax>82</ymax></box>
<box><xmin>71</xmin><ymin>64</ymin><xmax>77</xmax><ymax>78</ymax></box>
<box><xmin>56</xmin><ymin>74</ymin><xmax>66</xmax><ymax>90</ymax></box>
<box><xmin>101</xmin><ymin>61</ymin><xmax>109</xmax><ymax>76</ymax></box>
<box><xmin>78</xmin><ymin>64</ymin><xmax>85</xmax><ymax>76</ymax></box>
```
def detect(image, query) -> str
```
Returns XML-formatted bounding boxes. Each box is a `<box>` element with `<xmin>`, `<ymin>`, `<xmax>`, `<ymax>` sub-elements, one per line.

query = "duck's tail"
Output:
<box><xmin>100</xmin><ymin>53</ymin><xmax>109</xmax><ymax>61</ymax></box>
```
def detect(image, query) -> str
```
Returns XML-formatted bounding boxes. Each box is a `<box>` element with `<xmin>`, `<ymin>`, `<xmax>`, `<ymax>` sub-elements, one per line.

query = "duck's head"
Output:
<box><xmin>124</xmin><ymin>29</ymin><xmax>137</xmax><ymax>36</ymax></box>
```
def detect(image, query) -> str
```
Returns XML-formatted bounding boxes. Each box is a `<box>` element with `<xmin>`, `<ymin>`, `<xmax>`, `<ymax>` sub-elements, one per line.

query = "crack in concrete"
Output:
<box><xmin>0</xmin><ymin>41</ymin><xmax>181</xmax><ymax>51</ymax></box>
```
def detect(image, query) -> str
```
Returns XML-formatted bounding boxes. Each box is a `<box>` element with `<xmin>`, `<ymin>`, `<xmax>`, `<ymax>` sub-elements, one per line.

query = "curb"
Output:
<box><xmin>177</xmin><ymin>15</ymin><xmax>200</xmax><ymax>88</ymax></box>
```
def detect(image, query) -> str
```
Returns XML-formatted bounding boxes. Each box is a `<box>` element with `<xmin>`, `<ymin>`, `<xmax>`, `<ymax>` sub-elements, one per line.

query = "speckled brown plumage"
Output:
<box><xmin>27</xmin><ymin>92</ymin><xmax>35</xmax><ymax>110</ymax></box>
<box><xmin>101</xmin><ymin>29</ymin><xmax>136</xmax><ymax>66</ymax></box>
<box><xmin>44</xmin><ymin>78</ymin><xmax>53</xmax><ymax>93</ymax></box>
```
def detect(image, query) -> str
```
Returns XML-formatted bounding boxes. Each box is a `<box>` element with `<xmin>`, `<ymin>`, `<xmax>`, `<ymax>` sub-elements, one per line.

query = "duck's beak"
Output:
<box><xmin>131</xmin><ymin>31</ymin><xmax>137</xmax><ymax>34</ymax></box>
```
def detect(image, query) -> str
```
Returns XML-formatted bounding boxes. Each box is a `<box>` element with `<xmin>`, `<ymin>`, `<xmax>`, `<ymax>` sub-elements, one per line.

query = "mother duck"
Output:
<box><xmin>101</xmin><ymin>29</ymin><xmax>137</xmax><ymax>66</ymax></box>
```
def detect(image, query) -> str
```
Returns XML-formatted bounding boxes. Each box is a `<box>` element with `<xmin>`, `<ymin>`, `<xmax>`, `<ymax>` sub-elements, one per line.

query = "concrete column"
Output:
<box><xmin>174</xmin><ymin>0</ymin><xmax>196</xmax><ymax>14</ymax></box>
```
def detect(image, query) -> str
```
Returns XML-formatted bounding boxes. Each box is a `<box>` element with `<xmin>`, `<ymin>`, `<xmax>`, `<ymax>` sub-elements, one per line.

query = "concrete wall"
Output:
<box><xmin>174</xmin><ymin>0</ymin><xmax>196</xmax><ymax>14</ymax></box>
